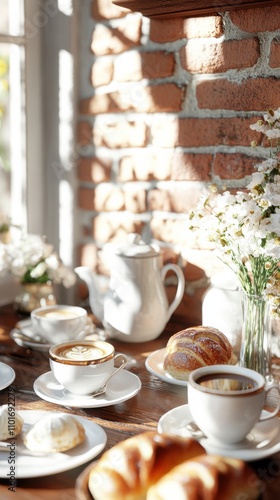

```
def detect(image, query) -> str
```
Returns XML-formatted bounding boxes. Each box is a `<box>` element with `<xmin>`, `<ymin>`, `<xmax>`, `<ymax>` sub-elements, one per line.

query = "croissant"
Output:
<box><xmin>88</xmin><ymin>431</ymin><xmax>204</xmax><ymax>500</ymax></box>
<box><xmin>163</xmin><ymin>326</ymin><xmax>237</xmax><ymax>381</ymax></box>
<box><xmin>147</xmin><ymin>454</ymin><xmax>261</xmax><ymax>500</ymax></box>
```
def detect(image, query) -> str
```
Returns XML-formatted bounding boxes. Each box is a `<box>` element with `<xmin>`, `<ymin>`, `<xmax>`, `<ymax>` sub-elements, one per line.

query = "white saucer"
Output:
<box><xmin>0</xmin><ymin>410</ymin><xmax>107</xmax><ymax>478</ymax></box>
<box><xmin>11</xmin><ymin>319</ymin><xmax>52</xmax><ymax>351</ymax></box>
<box><xmin>34</xmin><ymin>369</ymin><xmax>142</xmax><ymax>408</ymax></box>
<box><xmin>0</xmin><ymin>362</ymin><xmax>16</xmax><ymax>390</ymax></box>
<box><xmin>158</xmin><ymin>404</ymin><xmax>280</xmax><ymax>461</ymax></box>
<box><xmin>145</xmin><ymin>348</ymin><xmax>188</xmax><ymax>386</ymax></box>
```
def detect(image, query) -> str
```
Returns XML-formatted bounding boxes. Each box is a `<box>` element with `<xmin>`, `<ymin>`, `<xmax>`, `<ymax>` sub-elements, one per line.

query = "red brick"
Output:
<box><xmin>93</xmin><ymin>215</ymin><xmax>144</xmax><ymax>243</ymax></box>
<box><xmin>196</xmin><ymin>77</ymin><xmax>280</xmax><ymax>111</ymax></box>
<box><xmin>78</xmin><ymin>187</ymin><xmax>95</xmax><ymax>210</ymax></box>
<box><xmin>150</xmin><ymin>116</ymin><xmax>257</xmax><ymax>148</ymax></box>
<box><xmin>124</xmin><ymin>189</ymin><xmax>147</xmax><ymax>213</ymax></box>
<box><xmin>183</xmin><ymin>16</ymin><xmax>223</xmax><ymax>39</ymax></box>
<box><xmin>80</xmin><ymin>83</ymin><xmax>184</xmax><ymax>114</ymax></box>
<box><xmin>91</xmin><ymin>16</ymin><xmax>142</xmax><ymax>56</ymax></box>
<box><xmin>213</xmin><ymin>153</ymin><xmax>262</xmax><ymax>180</ymax></box>
<box><xmin>77</xmin><ymin>121</ymin><xmax>93</xmax><ymax>146</ymax></box>
<box><xmin>93</xmin><ymin>120</ymin><xmax>147</xmax><ymax>148</ymax></box>
<box><xmin>171</xmin><ymin>153</ymin><xmax>212</xmax><ymax>181</ymax></box>
<box><xmin>91</xmin><ymin>57</ymin><xmax>114</xmax><ymax>87</ymax></box>
<box><xmin>92</xmin><ymin>0</ymin><xmax>127</xmax><ymax>20</ymax></box>
<box><xmin>150</xmin><ymin>116</ymin><xmax>180</xmax><ymax>148</ymax></box>
<box><xmin>79</xmin><ymin>243</ymin><xmax>99</xmax><ymax>269</ymax></box>
<box><xmin>77</xmin><ymin>158</ymin><xmax>112</xmax><ymax>183</ymax></box>
<box><xmin>230</xmin><ymin>7</ymin><xmax>280</xmax><ymax>33</ymax></box>
<box><xmin>118</xmin><ymin>151</ymin><xmax>172</xmax><ymax>181</ymax></box>
<box><xmin>149</xmin><ymin>15</ymin><xmax>223</xmax><ymax>43</ymax></box>
<box><xmin>178</xmin><ymin>117</ymin><xmax>257</xmax><ymax>147</ymax></box>
<box><xmin>149</xmin><ymin>18</ymin><xmax>185</xmax><ymax>43</ymax></box>
<box><xmin>118</xmin><ymin>152</ymin><xmax>212</xmax><ymax>182</ymax></box>
<box><xmin>270</xmin><ymin>38</ymin><xmax>280</xmax><ymax>68</ymax></box>
<box><xmin>148</xmin><ymin>186</ymin><xmax>203</xmax><ymax>213</ymax></box>
<box><xmin>150</xmin><ymin>218</ymin><xmax>188</xmax><ymax>245</ymax></box>
<box><xmin>114</xmin><ymin>51</ymin><xmax>175</xmax><ymax>82</ymax></box>
<box><xmin>180</xmin><ymin>38</ymin><xmax>259</xmax><ymax>73</ymax></box>
<box><xmin>94</xmin><ymin>185</ymin><xmax>124</xmax><ymax>211</ymax></box>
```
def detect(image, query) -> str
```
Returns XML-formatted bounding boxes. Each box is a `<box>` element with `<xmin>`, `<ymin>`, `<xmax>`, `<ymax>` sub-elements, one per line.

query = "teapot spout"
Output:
<box><xmin>74</xmin><ymin>266</ymin><xmax>106</xmax><ymax>322</ymax></box>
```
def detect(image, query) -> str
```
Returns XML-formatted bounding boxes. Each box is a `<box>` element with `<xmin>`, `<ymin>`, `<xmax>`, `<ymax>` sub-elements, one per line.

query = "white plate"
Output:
<box><xmin>145</xmin><ymin>348</ymin><xmax>188</xmax><ymax>386</ymax></box>
<box><xmin>34</xmin><ymin>369</ymin><xmax>142</xmax><ymax>408</ymax></box>
<box><xmin>0</xmin><ymin>410</ymin><xmax>107</xmax><ymax>478</ymax></box>
<box><xmin>0</xmin><ymin>362</ymin><xmax>16</xmax><ymax>390</ymax></box>
<box><xmin>11</xmin><ymin>319</ymin><xmax>52</xmax><ymax>351</ymax></box>
<box><xmin>158</xmin><ymin>404</ymin><xmax>280</xmax><ymax>461</ymax></box>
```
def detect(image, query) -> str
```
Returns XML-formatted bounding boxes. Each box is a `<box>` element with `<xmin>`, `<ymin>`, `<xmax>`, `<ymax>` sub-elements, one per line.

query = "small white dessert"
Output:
<box><xmin>24</xmin><ymin>413</ymin><xmax>85</xmax><ymax>453</ymax></box>
<box><xmin>0</xmin><ymin>404</ymin><xmax>24</xmax><ymax>440</ymax></box>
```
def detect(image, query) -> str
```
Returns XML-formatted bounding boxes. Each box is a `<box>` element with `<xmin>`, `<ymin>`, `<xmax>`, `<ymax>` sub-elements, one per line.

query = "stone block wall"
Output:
<box><xmin>76</xmin><ymin>0</ymin><xmax>280</xmax><ymax>325</ymax></box>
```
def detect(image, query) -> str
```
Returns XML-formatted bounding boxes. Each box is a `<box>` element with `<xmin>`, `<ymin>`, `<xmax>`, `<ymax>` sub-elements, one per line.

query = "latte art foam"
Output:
<box><xmin>59</xmin><ymin>345</ymin><xmax>107</xmax><ymax>361</ymax></box>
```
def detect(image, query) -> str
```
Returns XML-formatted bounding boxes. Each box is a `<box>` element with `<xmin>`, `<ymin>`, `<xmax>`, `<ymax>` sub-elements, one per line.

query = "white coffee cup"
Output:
<box><xmin>188</xmin><ymin>364</ymin><xmax>280</xmax><ymax>446</ymax></box>
<box><xmin>31</xmin><ymin>305</ymin><xmax>88</xmax><ymax>343</ymax></box>
<box><xmin>49</xmin><ymin>340</ymin><xmax>127</xmax><ymax>395</ymax></box>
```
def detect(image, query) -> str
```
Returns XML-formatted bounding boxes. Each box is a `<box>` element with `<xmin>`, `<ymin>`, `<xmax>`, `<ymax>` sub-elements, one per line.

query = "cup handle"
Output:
<box><xmin>114</xmin><ymin>353</ymin><xmax>127</xmax><ymax>371</ymax></box>
<box><xmin>161</xmin><ymin>263</ymin><xmax>185</xmax><ymax>323</ymax></box>
<box><xmin>259</xmin><ymin>383</ymin><xmax>280</xmax><ymax>421</ymax></box>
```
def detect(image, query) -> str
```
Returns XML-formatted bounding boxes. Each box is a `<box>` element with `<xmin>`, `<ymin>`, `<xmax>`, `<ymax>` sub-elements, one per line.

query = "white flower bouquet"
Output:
<box><xmin>0</xmin><ymin>230</ymin><xmax>76</xmax><ymax>288</ymax></box>
<box><xmin>188</xmin><ymin>107</ymin><xmax>280</xmax><ymax>377</ymax></box>
<box><xmin>189</xmin><ymin>107</ymin><xmax>280</xmax><ymax>301</ymax></box>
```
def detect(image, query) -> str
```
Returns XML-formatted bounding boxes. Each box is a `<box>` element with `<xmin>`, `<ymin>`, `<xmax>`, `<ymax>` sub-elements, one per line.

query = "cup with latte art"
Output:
<box><xmin>49</xmin><ymin>340</ymin><xmax>127</xmax><ymax>395</ymax></box>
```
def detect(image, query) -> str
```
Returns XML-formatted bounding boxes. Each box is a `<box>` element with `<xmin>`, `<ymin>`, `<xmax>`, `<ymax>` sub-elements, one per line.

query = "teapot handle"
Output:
<box><xmin>161</xmin><ymin>264</ymin><xmax>185</xmax><ymax>323</ymax></box>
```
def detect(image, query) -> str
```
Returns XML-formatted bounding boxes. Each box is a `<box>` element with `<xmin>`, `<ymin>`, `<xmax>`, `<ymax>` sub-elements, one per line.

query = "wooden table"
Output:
<box><xmin>0</xmin><ymin>304</ymin><xmax>280</xmax><ymax>499</ymax></box>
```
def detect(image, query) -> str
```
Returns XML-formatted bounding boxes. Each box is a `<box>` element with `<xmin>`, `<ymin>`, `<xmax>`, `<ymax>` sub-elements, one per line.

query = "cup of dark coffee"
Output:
<box><xmin>188</xmin><ymin>365</ymin><xmax>280</xmax><ymax>446</ymax></box>
<box><xmin>49</xmin><ymin>340</ymin><xmax>127</xmax><ymax>395</ymax></box>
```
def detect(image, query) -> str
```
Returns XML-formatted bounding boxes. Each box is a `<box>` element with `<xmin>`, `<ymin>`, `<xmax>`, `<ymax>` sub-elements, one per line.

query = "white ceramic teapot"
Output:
<box><xmin>75</xmin><ymin>234</ymin><xmax>185</xmax><ymax>342</ymax></box>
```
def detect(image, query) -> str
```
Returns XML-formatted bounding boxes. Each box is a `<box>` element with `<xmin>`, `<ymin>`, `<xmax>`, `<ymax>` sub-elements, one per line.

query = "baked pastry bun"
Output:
<box><xmin>24</xmin><ymin>413</ymin><xmax>85</xmax><ymax>453</ymax></box>
<box><xmin>88</xmin><ymin>431</ymin><xmax>204</xmax><ymax>500</ymax></box>
<box><xmin>147</xmin><ymin>454</ymin><xmax>261</xmax><ymax>500</ymax></box>
<box><xmin>0</xmin><ymin>404</ymin><xmax>24</xmax><ymax>440</ymax></box>
<box><xmin>163</xmin><ymin>326</ymin><xmax>237</xmax><ymax>381</ymax></box>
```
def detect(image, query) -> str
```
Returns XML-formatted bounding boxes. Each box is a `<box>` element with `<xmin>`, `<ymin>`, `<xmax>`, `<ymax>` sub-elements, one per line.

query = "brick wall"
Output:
<box><xmin>77</xmin><ymin>0</ymin><xmax>280</xmax><ymax>325</ymax></box>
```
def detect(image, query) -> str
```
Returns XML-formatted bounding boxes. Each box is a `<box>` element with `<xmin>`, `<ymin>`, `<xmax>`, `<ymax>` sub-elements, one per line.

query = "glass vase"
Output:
<box><xmin>240</xmin><ymin>292</ymin><xmax>272</xmax><ymax>381</ymax></box>
<box><xmin>14</xmin><ymin>282</ymin><xmax>57</xmax><ymax>315</ymax></box>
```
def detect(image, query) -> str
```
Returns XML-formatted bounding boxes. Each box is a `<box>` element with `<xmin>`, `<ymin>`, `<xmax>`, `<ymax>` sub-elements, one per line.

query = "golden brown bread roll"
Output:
<box><xmin>163</xmin><ymin>326</ymin><xmax>237</xmax><ymax>381</ymax></box>
<box><xmin>88</xmin><ymin>431</ymin><xmax>204</xmax><ymax>500</ymax></box>
<box><xmin>147</xmin><ymin>454</ymin><xmax>261</xmax><ymax>500</ymax></box>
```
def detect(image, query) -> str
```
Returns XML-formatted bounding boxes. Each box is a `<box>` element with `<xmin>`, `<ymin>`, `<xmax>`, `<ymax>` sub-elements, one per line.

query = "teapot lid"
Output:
<box><xmin>113</xmin><ymin>234</ymin><xmax>160</xmax><ymax>258</ymax></box>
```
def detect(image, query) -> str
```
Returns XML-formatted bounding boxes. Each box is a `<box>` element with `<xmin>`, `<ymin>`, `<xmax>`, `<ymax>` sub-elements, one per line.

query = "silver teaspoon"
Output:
<box><xmin>89</xmin><ymin>354</ymin><xmax>127</xmax><ymax>397</ymax></box>
<box><xmin>186</xmin><ymin>421</ymin><xmax>205</xmax><ymax>438</ymax></box>
<box><xmin>11</xmin><ymin>329</ymin><xmax>47</xmax><ymax>345</ymax></box>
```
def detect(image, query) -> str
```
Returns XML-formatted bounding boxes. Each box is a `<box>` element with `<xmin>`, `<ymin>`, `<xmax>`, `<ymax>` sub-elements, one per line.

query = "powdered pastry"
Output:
<box><xmin>23</xmin><ymin>413</ymin><xmax>85</xmax><ymax>453</ymax></box>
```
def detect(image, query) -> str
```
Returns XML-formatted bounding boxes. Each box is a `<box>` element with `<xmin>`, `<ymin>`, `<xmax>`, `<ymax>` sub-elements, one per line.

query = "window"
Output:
<box><xmin>0</xmin><ymin>0</ymin><xmax>78</xmax><ymax>306</ymax></box>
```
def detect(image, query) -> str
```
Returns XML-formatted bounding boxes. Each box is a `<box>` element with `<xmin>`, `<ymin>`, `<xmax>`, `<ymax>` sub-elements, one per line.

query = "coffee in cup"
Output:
<box><xmin>31</xmin><ymin>305</ymin><xmax>88</xmax><ymax>343</ymax></box>
<box><xmin>49</xmin><ymin>340</ymin><xmax>127</xmax><ymax>395</ymax></box>
<box><xmin>188</xmin><ymin>364</ymin><xmax>280</xmax><ymax>446</ymax></box>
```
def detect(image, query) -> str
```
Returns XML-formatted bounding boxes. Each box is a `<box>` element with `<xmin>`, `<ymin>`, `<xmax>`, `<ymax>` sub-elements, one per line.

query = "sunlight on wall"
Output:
<box><xmin>58</xmin><ymin>47</ymin><xmax>74</xmax><ymax>267</ymax></box>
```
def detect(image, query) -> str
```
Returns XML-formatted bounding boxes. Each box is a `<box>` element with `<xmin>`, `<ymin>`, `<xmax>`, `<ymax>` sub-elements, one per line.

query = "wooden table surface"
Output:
<box><xmin>0</xmin><ymin>304</ymin><xmax>280</xmax><ymax>500</ymax></box>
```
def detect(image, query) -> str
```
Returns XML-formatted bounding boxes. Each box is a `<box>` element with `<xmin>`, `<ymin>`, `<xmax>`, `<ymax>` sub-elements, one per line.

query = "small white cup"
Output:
<box><xmin>31</xmin><ymin>305</ymin><xmax>88</xmax><ymax>343</ymax></box>
<box><xmin>49</xmin><ymin>340</ymin><xmax>127</xmax><ymax>395</ymax></box>
<box><xmin>188</xmin><ymin>364</ymin><xmax>280</xmax><ymax>446</ymax></box>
